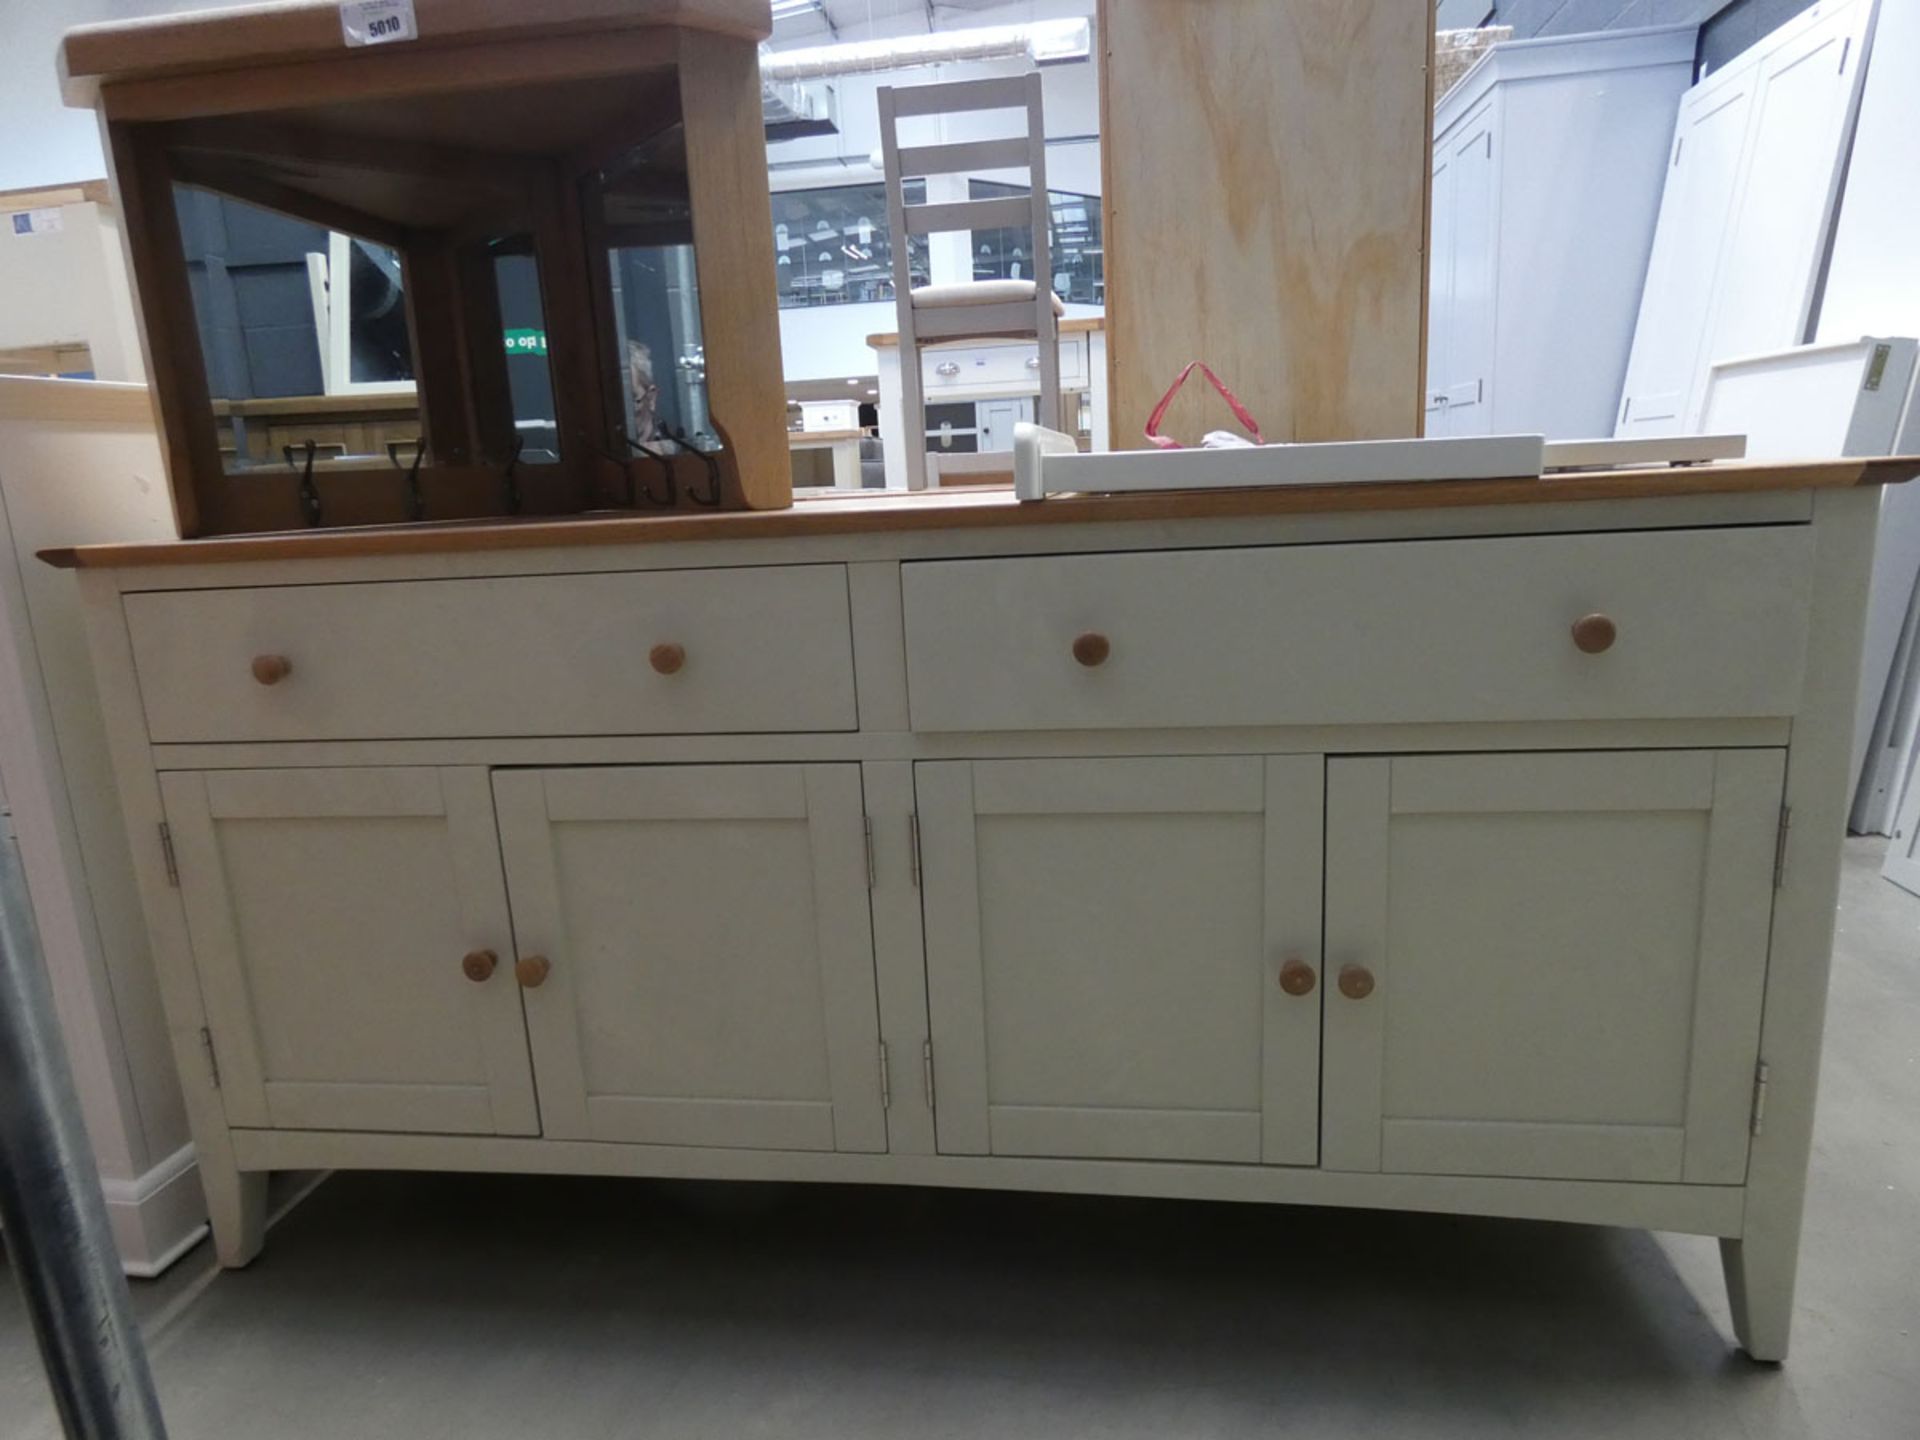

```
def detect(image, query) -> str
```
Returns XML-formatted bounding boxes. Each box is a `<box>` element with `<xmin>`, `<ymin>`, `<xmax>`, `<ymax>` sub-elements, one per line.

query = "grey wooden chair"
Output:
<box><xmin>877</xmin><ymin>72</ymin><xmax>1062</xmax><ymax>491</ymax></box>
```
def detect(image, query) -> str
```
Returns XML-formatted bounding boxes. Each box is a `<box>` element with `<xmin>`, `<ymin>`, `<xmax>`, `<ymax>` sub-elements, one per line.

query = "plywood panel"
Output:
<box><xmin>1098</xmin><ymin>0</ymin><xmax>1432</xmax><ymax>449</ymax></box>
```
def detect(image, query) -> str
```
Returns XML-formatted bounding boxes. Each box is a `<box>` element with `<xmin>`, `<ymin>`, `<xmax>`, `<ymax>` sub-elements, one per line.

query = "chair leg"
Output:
<box><xmin>899</xmin><ymin>335</ymin><xmax>929</xmax><ymax>491</ymax></box>
<box><xmin>1038</xmin><ymin>328</ymin><xmax>1064</xmax><ymax>440</ymax></box>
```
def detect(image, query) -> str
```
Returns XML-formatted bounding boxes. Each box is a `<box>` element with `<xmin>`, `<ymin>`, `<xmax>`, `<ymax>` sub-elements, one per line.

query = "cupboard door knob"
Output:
<box><xmin>649</xmin><ymin>642</ymin><xmax>686</xmax><ymax>675</ymax></box>
<box><xmin>250</xmin><ymin>654</ymin><xmax>293</xmax><ymax>685</ymax></box>
<box><xmin>1072</xmin><ymin>632</ymin><xmax>1111</xmax><ymax>667</ymax></box>
<box><xmin>1571</xmin><ymin>613</ymin><xmax>1617</xmax><ymax>654</ymax></box>
<box><xmin>1337</xmin><ymin>964</ymin><xmax>1376</xmax><ymax>1001</ymax></box>
<box><xmin>1278</xmin><ymin>958</ymin><xmax>1317</xmax><ymax>997</ymax></box>
<box><xmin>461</xmin><ymin>949</ymin><xmax>498</xmax><ymax>983</ymax></box>
<box><xmin>515</xmin><ymin>954</ymin><xmax>552</xmax><ymax>989</ymax></box>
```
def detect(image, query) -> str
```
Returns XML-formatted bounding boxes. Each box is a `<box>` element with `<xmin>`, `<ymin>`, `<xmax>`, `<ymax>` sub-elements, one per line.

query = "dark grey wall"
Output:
<box><xmin>1486</xmin><ymin>0</ymin><xmax>1821</xmax><ymax>72</ymax></box>
<box><xmin>1698</xmin><ymin>0</ymin><xmax>1824</xmax><ymax>71</ymax></box>
<box><xmin>174</xmin><ymin>189</ymin><xmax>326</xmax><ymax>401</ymax></box>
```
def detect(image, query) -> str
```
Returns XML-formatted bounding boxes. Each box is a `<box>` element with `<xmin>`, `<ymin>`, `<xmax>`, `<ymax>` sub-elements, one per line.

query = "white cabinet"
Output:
<box><xmin>916</xmin><ymin>757</ymin><xmax>1323</xmax><ymax>1165</ymax></box>
<box><xmin>494</xmin><ymin>764</ymin><xmax>887</xmax><ymax>1153</ymax></box>
<box><xmin>1426</xmin><ymin>27</ymin><xmax>1695</xmax><ymax>440</ymax></box>
<box><xmin>81</xmin><ymin>477</ymin><xmax>1887</xmax><ymax>1359</ymax></box>
<box><xmin>1430</xmin><ymin>102</ymin><xmax>1498</xmax><ymax>435</ymax></box>
<box><xmin>1322</xmin><ymin>750</ymin><xmax>1783</xmax><ymax>1184</ymax></box>
<box><xmin>1618</xmin><ymin>0</ymin><xmax>1872</xmax><ymax>437</ymax></box>
<box><xmin>160</xmin><ymin>767</ymin><xmax>538</xmax><ymax>1136</ymax></box>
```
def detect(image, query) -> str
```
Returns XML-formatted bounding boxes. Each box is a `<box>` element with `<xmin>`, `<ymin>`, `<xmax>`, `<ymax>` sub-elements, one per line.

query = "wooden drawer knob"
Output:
<box><xmin>461</xmin><ymin>949</ymin><xmax>498</xmax><ymax>983</ymax></box>
<box><xmin>1571</xmin><ymin>614</ymin><xmax>1617</xmax><ymax>655</ymax></box>
<box><xmin>250</xmin><ymin>654</ymin><xmax>293</xmax><ymax>686</ymax></box>
<box><xmin>1072</xmin><ymin>632</ymin><xmax>1111</xmax><ymax>667</ymax></box>
<box><xmin>649</xmin><ymin>642</ymin><xmax>686</xmax><ymax>675</ymax></box>
<box><xmin>515</xmin><ymin>954</ymin><xmax>552</xmax><ymax>989</ymax></box>
<box><xmin>1278</xmin><ymin>957</ymin><xmax>1317</xmax><ymax>997</ymax></box>
<box><xmin>1337</xmin><ymin>964</ymin><xmax>1376</xmax><ymax>1001</ymax></box>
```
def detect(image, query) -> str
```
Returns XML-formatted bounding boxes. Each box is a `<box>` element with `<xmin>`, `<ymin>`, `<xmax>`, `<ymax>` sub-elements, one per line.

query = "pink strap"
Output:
<box><xmin>1143</xmin><ymin>361</ymin><xmax>1265</xmax><ymax>449</ymax></box>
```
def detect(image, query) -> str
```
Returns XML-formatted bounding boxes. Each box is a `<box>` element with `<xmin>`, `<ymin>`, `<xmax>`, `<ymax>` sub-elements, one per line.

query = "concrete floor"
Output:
<box><xmin>3</xmin><ymin>839</ymin><xmax>1916</xmax><ymax>1440</ymax></box>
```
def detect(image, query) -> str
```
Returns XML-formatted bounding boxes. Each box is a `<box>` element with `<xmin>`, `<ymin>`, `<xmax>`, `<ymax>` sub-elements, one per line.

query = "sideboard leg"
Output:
<box><xmin>1719</xmin><ymin>1232</ymin><xmax>1797</xmax><ymax>1363</ymax></box>
<box><xmin>206</xmin><ymin>1164</ymin><xmax>268</xmax><ymax>1269</ymax></box>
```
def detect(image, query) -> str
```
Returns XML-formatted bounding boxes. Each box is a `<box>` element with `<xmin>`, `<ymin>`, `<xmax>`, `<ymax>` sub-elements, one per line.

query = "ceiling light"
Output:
<box><xmin>770</xmin><ymin>0</ymin><xmax>823</xmax><ymax>20</ymax></box>
<box><xmin>763</xmin><ymin>18</ymin><xmax>1092</xmax><ymax>80</ymax></box>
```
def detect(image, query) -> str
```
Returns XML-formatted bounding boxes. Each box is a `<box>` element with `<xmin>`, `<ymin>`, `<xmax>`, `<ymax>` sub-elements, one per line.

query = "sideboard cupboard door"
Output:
<box><xmin>493</xmin><ymin>765</ymin><xmax>886</xmax><ymax>1153</ymax></box>
<box><xmin>1322</xmin><ymin>749</ymin><xmax>1784</xmax><ymax>1183</ymax></box>
<box><xmin>158</xmin><ymin>767</ymin><xmax>537</xmax><ymax>1135</ymax></box>
<box><xmin>916</xmin><ymin>756</ymin><xmax>1323</xmax><ymax>1164</ymax></box>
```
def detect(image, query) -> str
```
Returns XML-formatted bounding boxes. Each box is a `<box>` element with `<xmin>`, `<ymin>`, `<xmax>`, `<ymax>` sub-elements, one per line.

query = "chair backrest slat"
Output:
<box><xmin>894</xmin><ymin>137</ymin><xmax>1031</xmax><ymax>177</ymax></box>
<box><xmin>884</xmin><ymin>74</ymin><xmax>1033</xmax><ymax>117</ymax></box>
<box><xmin>902</xmin><ymin>195</ymin><xmax>1032</xmax><ymax>237</ymax></box>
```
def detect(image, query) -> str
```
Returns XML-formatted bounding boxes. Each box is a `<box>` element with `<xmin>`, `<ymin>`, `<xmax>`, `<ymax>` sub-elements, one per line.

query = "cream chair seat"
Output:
<box><xmin>911</xmin><ymin>280</ymin><xmax>1066</xmax><ymax>315</ymax></box>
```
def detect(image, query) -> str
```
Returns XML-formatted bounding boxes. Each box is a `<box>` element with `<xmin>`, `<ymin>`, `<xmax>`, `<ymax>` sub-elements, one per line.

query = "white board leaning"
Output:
<box><xmin>1012</xmin><ymin>425</ymin><xmax>1547</xmax><ymax>502</ymax></box>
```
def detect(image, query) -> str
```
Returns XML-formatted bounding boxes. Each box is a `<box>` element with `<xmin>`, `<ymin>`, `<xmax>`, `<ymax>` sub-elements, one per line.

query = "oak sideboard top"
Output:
<box><xmin>39</xmin><ymin>455</ymin><xmax>1919</xmax><ymax>571</ymax></box>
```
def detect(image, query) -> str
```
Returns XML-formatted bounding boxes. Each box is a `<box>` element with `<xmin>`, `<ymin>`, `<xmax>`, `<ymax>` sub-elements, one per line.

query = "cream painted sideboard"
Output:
<box><xmin>48</xmin><ymin>461</ymin><xmax>1913</xmax><ymax>1360</ymax></box>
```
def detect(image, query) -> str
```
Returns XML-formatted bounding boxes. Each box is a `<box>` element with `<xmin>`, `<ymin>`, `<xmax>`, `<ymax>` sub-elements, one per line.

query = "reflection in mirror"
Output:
<box><xmin>614</xmin><ymin>243</ymin><xmax>710</xmax><ymax>449</ymax></box>
<box><xmin>333</xmin><ymin>234</ymin><xmax>413</xmax><ymax>389</ymax></box>
<box><xmin>588</xmin><ymin>125</ymin><xmax>718</xmax><ymax>455</ymax></box>
<box><xmin>172</xmin><ymin>185</ymin><xmax>424</xmax><ymax>475</ymax></box>
<box><xmin>493</xmin><ymin>246</ymin><xmax>561</xmax><ymax>464</ymax></box>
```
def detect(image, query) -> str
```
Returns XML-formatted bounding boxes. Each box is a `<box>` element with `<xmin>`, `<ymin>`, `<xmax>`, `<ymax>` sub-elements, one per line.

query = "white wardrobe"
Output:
<box><xmin>1425</xmin><ymin>26</ymin><xmax>1695</xmax><ymax>441</ymax></box>
<box><xmin>1616</xmin><ymin>0</ymin><xmax>1875</xmax><ymax>438</ymax></box>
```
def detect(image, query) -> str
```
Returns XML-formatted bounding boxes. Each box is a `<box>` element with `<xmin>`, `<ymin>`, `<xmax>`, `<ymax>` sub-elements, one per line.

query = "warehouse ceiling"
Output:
<box><xmin>765</xmin><ymin>0</ymin><xmax>1095</xmax><ymax>49</ymax></box>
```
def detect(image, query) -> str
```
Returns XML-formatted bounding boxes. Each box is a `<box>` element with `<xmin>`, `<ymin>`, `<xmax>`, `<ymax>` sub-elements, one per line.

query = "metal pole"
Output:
<box><xmin>0</xmin><ymin>815</ymin><xmax>168</xmax><ymax>1440</ymax></box>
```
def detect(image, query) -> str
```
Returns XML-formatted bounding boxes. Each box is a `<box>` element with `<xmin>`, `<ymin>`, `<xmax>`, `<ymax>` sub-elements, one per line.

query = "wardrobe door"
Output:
<box><xmin>1691</xmin><ymin>0</ymin><xmax>1872</xmax><ymax>422</ymax></box>
<box><xmin>1439</xmin><ymin>102</ymin><xmax>1499</xmax><ymax>436</ymax></box>
<box><xmin>1426</xmin><ymin>144</ymin><xmax>1457</xmax><ymax>435</ymax></box>
<box><xmin>1617</xmin><ymin>75</ymin><xmax>1756</xmax><ymax>436</ymax></box>
<box><xmin>1618</xmin><ymin>0</ymin><xmax>1871</xmax><ymax>436</ymax></box>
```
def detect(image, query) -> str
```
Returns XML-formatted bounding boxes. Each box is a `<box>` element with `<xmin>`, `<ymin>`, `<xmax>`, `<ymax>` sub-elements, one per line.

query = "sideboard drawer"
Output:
<box><xmin>127</xmin><ymin>566</ymin><xmax>858</xmax><ymax>742</ymax></box>
<box><xmin>923</xmin><ymin>337</ymin><xmax>1088</xmax><ymax>391</ymax></box>
<box><xmin>901</xmin><ymin>527</ymin><xmax>1813</xmax><ymax>732</ymax></box>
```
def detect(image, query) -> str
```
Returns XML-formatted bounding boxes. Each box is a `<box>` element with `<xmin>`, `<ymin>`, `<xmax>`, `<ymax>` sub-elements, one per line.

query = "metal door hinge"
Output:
<box><xmin>908</xmin><ymin>812</ymin><xmax>921</xmax><ymax>888</ymax></box>
<box><xmin>199</xmin><ymin>1026</ymin><xmax>221</xmax><ymax>1090</ymax></box>
<box><xmin>878</xmin><ymin>1040</ymin><xmax>891</xmax><ymax>1109</ymax></box>
<box><xmin>1864</xmin><ymin>342</ymin><xmax>1892</xmax><ymax>392</ymax></box>
<box><xmin>159</xmin><ymin>822</ymin><xmax>179</xmax><ymax>886</ymax></box>
<box><xmin>863</xmin><ymin>815</ymin><xmax>876</xmax><ymax>889</ymax></box>
<box><xmin>922</xmin><ymin>1038</ymin><xmax>936</xmax><ymax>1110</ymax></box>
<box><xmin>1750</xmin><ymin>1060</ymin><xmax>1770</xmax><ymax>1137</ymax></box>
<box><xmin>1773</xmin><ymin>806</ymin><xmax>1792</xmax><ymax>888</ymax></box>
